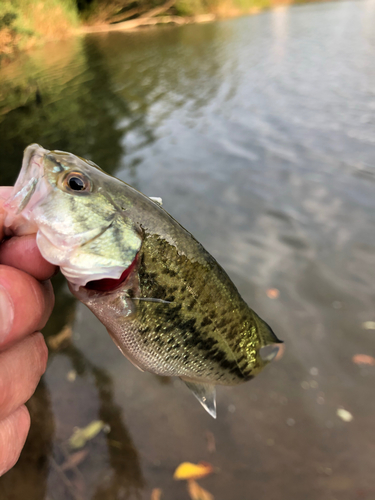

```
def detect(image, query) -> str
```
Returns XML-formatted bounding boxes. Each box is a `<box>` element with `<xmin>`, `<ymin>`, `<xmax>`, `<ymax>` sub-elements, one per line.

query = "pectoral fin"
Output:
<box><xmin>182</xmin><ymin>379</ymin><xmax>217</xmax><ymax>419</ymax></box>
<box><xmin>131</xmin><ymin>297</ymin><xmax>171</xmax><ymax>304</ymax></box>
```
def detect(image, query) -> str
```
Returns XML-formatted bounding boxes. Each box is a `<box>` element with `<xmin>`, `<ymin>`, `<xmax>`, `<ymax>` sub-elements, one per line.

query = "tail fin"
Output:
<box><xmin>253</xmin><ymin>311</ymin><xmax>283</xmax><ymax>347</ymax></box>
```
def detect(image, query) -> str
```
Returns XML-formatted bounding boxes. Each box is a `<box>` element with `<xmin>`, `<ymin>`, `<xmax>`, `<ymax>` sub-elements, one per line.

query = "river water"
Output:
<box><xmin>1</xmin><ymin>1</ymin><xmax>375</xmax><ymax>498</ymax></box>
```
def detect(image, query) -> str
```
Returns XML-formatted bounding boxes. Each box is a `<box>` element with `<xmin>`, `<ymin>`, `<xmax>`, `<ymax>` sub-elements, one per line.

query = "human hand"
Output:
<box><xmin>0</xmin><ymin>187</ymin><xmax>57</xmax><ymax>476</ymax></box>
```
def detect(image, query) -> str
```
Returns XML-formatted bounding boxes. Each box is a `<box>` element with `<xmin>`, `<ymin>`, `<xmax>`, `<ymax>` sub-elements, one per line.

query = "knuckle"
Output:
<box><xmin>0</xmin><ymin>376</ymin><xmax>10</xmax><ymax>414</ymax></box>
<box><xmin>0</xmin><ymin>407</ymin><xmax>30</xmax><ymax>476</ymax></box>
<box><xmin>31</xmin><ymin>332</ymin><xmax>48</xmax><ymax>376</ymax></box>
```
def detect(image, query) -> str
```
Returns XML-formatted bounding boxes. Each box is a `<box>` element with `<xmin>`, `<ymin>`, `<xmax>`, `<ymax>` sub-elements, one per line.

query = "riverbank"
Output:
<box><xmin>0</xmin><ymin>0</ymin><xmax>78</xmax><ymax>63</ymax></box>
<box><xmin>0</xmin><ymin>0</ymin><xmax>317</xmax><ymax>64</ymax></box>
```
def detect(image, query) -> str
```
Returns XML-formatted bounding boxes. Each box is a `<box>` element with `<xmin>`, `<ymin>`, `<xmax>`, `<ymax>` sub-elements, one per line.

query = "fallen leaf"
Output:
<box><xmin>187</xmin><ymin>479</ymin><xmax>214</xmax><ymax>500</ymax></box>
<box><xmin>352</xmin><ymin>354</ymin><xmax>375</xmax><ymax>366</ymax></box>
<box><xmin>336</xmin><ymin>408</ymin><xmax>353</xmax><ymax>422</ymax></box>
<box><xmin>173</xmin><ymin>462</ymin><xmax>214</xmax><ymax>481</ymax></box>
<box><xmin>66</xmin><ymin>370</ymin><xmax>77</xmax><ymax>382</ymax></box>
<box><xmin>206</xmin><ymin>431</ymin><xmax>216</xmax><ymax>453</ymax></box>
<box><xmin>47</xmin><ymin>325</ymin><xmax>73</xmax><ymax>350</ymax></box>
<box><xmin>72</xmin><ymin>475</ymin><xmax>86</xmax><ymax>496</ymax></box>
<box><xmin>266</xmin><ymin>288</ymin><xmax>279</xmax><ymax>299</ymax></box>
<box><xmin>151</xmin><ymin>488</ymin><xmax>162</xmax><ymax>500</ymax></box>
<box><xmin>61</xmin><ymin>449</ymin><xmax>89</xmax><ymax>471</ymax></box>
<box><xmin>362</xmin><ymin>321</ymin><xmax>375</xmax><ymax>330</ymax></box>
<box><xmin>69</xmin><ymin>420</ymin><xmax>106</xmax><ymax>449</ymax></box>
<box><xmin>108</xmin><ymin>439</ymin><xmax>122</xmax><ymax>449</ymax></box>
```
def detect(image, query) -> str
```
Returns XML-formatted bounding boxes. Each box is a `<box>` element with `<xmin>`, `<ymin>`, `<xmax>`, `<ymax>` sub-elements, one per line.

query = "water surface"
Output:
<box><xmin>1</xmin><ymin>1</ymin><xmax>375</xmax><ymax>498</ymax></box>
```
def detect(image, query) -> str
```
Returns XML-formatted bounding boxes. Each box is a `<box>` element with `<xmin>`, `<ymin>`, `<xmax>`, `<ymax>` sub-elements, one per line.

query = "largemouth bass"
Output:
<box><xmin>4</xmin><ymin>144</ymin><xmax>282</xmax><ymax>417</ymax></box>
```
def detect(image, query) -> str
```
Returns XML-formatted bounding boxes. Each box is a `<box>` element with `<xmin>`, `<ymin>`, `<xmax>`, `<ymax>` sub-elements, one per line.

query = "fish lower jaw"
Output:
<box><xmin>62</xmin><ymin>265</ymin><xmax>129</xmax><ymax>291</ymax></box>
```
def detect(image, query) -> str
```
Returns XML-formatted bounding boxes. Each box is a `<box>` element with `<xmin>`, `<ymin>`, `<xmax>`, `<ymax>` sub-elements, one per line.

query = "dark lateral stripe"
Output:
<box><xmin>138</xmin><ymin>252</ymin><xmax>247</xmax><ymax>381</ymax></box>
<box><xmin>170</xmin><ymin>307</ymin><xmax>245</xmax><ymax>380</ymax></box>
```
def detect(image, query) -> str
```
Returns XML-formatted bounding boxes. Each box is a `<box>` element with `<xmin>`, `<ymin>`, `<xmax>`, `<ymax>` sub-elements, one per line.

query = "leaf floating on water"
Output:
<box><xmin>362</xmin><ymin>321</ymin><xmax>375</xmax><ymax>330</ymax></box>
<box><xmin>66</xmin><ymin>369</ymin><xmax>77</xmax><ymax>382</ymax></box>
<box><xmin>69</xmin><ymin>420</ymin><xmax>107</xmax><ymax>449</ymax></box>
<box><xmin>187</xmin><ymin>479</ymin><xmax>214</xmax><ymax>500</ymax></box>
<box><xmin>47</xmin><ymin>325</ymin><xmax>73</xmax><ymax>350</ymax></box>
<box><xmin>173</xmin><ymin>462</ymin><xmax>214</xmax><ymax>481</ymax></box>
<box><xmin>206</xmin><ymin>431</ymin><xmax>216</xmax><ymax>453</ymax></box>
<box><xmin>336</xmin><ymin>408</ymin><xmax>353</xmax><ymax>422</ymax></box>
<box><xmin>266</xmin><ymin>288</ymin><xmax>279</xmax><ymax>299</ymax></box>
<box><xmin>151</xmin><ymin>488</ymin><xmax>162</xmax><ymax>500</ymax></box>
<box><xmin>352</xmin><ymin>354</ymin><xmax>375</xmax><ymax>366</ymax></box>
<box><xmin>61</xmin><ymin>449</ymin><xmax>89</xmax><ymax>471</ymax></box>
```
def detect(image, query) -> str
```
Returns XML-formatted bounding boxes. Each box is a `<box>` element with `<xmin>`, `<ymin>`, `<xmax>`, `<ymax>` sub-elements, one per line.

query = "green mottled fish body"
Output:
<box><xmin>5</xmin><ymin>144</ymin><xmax>281</xmax><ymax>417</ymax></box>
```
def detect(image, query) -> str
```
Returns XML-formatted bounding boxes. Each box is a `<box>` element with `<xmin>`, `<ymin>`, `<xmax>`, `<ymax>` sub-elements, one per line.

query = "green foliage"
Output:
<box><xmin>175</xmin><ymin>0</ymin><xmax>205</xmax><ymax>16</ymax></box>
<box><xmin>0</xmin><ymin>0</ymin><xmax>79</xmax><ymax>62</ymax></box>
<box><xmin>0</xmin><ymin>12</ymin><xmax>18</xmax><ymax>30</ymax></box>
<box><xmin>231</xmin><ymin>0</ymin><xmax>271</xmax><ymax>10</ymax></box>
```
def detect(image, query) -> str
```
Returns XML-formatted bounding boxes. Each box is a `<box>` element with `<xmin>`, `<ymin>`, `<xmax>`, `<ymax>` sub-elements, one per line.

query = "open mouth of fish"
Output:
<box><xmin>4</xmin><ymin>144</ymin><xmax>135</xmax><ymax>293</ymax></box>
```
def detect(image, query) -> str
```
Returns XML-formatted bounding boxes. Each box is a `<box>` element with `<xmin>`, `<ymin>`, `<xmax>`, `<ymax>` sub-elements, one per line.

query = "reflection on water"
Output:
<box><xmin>1</xmin><ymin>1</ymin><xmax>375</xmax><ymax>498</ymax></box>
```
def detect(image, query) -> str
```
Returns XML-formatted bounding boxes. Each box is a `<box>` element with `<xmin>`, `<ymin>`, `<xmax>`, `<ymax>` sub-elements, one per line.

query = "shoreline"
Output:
<box><xmin>79</xmin><ymin>13</ymin><xmax>217</xmax><ymax>34</ymax></box>
<box><xmin>0</xmin><ymin>0</ymin><xmax>338</xmax><ymax>65</ymax></box>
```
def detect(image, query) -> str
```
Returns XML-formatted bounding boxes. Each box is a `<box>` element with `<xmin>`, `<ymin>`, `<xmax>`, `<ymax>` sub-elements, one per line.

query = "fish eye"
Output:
<box><xmin>63</xmin><ymin>172</ymin><xmax>91</xmax><ymax>193</ymax></box>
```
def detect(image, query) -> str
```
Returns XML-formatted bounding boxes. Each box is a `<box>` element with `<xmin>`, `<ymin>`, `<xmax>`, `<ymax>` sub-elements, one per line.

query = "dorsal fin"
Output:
<box><xmin>182</xmin><ymin>379</ymin><xmax>217</xmax><ymax>418</ymax></box>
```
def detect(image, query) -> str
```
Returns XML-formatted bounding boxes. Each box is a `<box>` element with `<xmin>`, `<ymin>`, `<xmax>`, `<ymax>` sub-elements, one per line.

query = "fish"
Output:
<box><xmin>4</xmin><ymin>144</ymin><xmax>282</xmax><ymax>418</ymax></box>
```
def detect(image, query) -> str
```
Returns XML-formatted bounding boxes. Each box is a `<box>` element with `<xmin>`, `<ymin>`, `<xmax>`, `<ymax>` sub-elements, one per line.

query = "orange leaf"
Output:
<box><xmin>352</xmin><ymin>354</ymin><xmax>375</xmax><ymax>366</ymax></box>
<box><xmin>205</xmin><ymin>431</ymin><xmax>216</xmax><ymax>453</ymax></box>
<box><xmin>266</xmin><ymin>288</ymin><xmax>279</xmax><ymax>299</ymax></box>
<box><xmin>173</xmin><ymin>462</ymin><xmax>214</xmax><ymax>481</ymax></box>
<box><xmin>47</xmin><ymin>325</ymin><xmax>73</xmax><ymax>350</ymax></box>
<box><xmin>151</xmin><ymin>488</ymin><xmax>162</xmax><ymax>500</ymax></box>
<box><xmin>61</xmin><ymin>449</ymin><xmax>89</xmax><ymax>471</ymax></box>
<box><xmin>187</xmin><ymin>480</ymin><xmax>214</xmax><ymax>500</ymax></box>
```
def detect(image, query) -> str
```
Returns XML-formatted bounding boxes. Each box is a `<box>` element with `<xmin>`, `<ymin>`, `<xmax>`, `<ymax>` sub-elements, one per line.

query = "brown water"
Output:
<box><xmin>1</xmin><ymin>1</ymin><xmax>375</xmax><ymax>498</ymax></box>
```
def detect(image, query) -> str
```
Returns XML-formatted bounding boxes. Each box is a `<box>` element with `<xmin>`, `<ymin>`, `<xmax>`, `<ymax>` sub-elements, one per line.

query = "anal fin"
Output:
<box><xmin>182</xmin><ymin>379</ymin><xmax>217</xmax><ymax>419</ymax></box>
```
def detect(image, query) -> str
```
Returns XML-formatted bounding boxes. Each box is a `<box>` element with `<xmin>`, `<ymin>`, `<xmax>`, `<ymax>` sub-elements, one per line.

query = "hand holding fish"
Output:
<box><xmin>0</xmin><ymin>187</ymin><xmax>56</xmax><ymax>476</ymax></box>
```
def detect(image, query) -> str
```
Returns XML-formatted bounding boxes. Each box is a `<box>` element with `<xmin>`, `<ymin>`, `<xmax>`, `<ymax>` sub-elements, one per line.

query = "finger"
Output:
<box><xmin>0</xmin><ymin>235</ymin><xmax>58</xmax><ymax>281</ymax></box>
<box><xmin>0</xmin><ymin>266</ymin><xmax>55</xmax><ymax>348</ymax></box>
<box><xmin>0</xmin><ymin>187</ymin><xmax>12</xmax><ymax>200</ymax></box>
<box><xmin>0</xmin><ymin>188</ymin><xmax>13</xmax><ymax>242</ymax></box>
<box><xmin>0</xmin><ymin>332</ymin><xmax>47</xmax><ymax>421</ymax></box>
<box><xmin>0</xmin><ymin>405</ymin><xmax>30</xmax><ymax>477</ymax></box>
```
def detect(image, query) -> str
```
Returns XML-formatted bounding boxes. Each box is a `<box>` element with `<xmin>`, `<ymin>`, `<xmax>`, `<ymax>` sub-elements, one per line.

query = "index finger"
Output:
<box><xmin>0</xmin><ymin>266</ymin><xmax>54</xmax><ymax>349</ymax></box>
<box><xmin>0</xmin><ymin>187</ymin><xmax>58</xmax><ymax>281</ymax></box>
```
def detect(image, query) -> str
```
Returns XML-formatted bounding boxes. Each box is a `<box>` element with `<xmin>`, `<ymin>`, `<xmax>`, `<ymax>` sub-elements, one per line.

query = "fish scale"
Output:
<box><xmin>135</xmin><ymin>235</ymin><xmax>264</xmax><ymax>383</ymax></box>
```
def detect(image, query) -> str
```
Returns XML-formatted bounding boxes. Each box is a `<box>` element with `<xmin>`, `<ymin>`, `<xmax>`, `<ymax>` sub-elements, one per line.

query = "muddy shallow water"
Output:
<box><xmin>0</xmin><ymin>1</ymin><xmax>375</xmax><ymax>498</ymax></box>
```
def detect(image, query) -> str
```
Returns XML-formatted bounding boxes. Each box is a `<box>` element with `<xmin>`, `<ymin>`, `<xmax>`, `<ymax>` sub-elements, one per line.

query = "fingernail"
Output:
<box><xmin>0</xmin><ymin>285</ymin><xmax>14</xmax><ymax>342</ymax></box>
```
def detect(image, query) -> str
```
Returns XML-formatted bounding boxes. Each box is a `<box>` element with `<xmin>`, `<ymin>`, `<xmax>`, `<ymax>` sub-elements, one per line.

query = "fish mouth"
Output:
<box><xmin>83</xmin><ymin>253</ymin><xmax>139</xmax><ymax>293</ymax></box>
<box><xmin>4</xmin><ymin>144</ymin><xmax>140</xmax><ymax>294</ymax></box>
<box><xmin>35</xmin><ymin>217</ymin><xmax>134</xmax><ymax>291</ymax></box>
<box><xmin>4</xmin><ymin>144</ymin><xmax>50</xmax><ymax>235</ymax></box>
